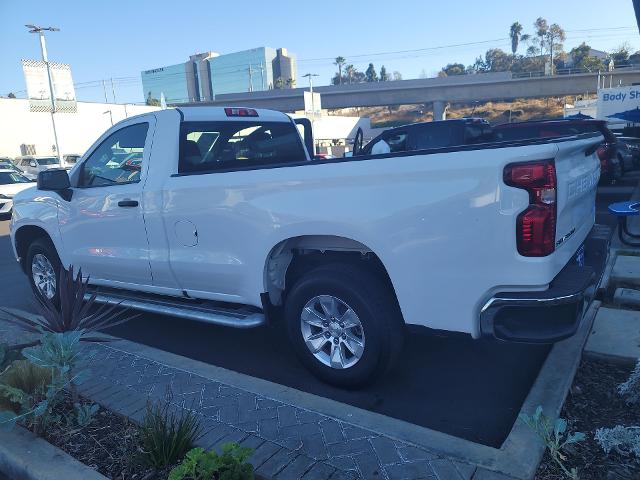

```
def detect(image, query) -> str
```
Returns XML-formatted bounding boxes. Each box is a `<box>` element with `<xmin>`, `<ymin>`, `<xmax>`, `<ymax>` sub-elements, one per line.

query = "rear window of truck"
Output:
<box><xmin>179</xmin><ymin>121</ymin><xmax>306</xmax><ymax>174</ymax></box>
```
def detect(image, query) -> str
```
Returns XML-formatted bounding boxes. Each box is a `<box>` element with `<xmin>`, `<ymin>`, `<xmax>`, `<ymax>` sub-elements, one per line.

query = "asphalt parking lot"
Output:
<box><xmin>0</xmin><ymin>173</ymin><xmax>636</xmax><ymax>449</ymax></box>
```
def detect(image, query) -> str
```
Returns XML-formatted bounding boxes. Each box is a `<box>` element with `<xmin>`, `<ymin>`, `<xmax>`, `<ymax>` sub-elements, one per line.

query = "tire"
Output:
<box><xmin>25</xmin><ymin>237</ymin><xmax>62</xmax><ymax>305</ymax></box>
<box><xmin>284</xmin><ymin>263</ymin><xmax>404</xmax><ymax>388</ymax></box>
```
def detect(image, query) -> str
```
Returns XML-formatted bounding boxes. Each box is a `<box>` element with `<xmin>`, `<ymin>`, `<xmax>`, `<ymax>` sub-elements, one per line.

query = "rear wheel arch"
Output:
<box><xmin>263</xmin><ymin>235</ymin><xmax>400</xmax><ymax>311</ymax></box>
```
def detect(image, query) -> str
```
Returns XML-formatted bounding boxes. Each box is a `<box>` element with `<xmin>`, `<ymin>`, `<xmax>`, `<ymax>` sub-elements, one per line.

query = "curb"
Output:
<box><xmin>0</xmin><ymin>425</ymin><xmax>107</xmax><ymax>480</ymax></box>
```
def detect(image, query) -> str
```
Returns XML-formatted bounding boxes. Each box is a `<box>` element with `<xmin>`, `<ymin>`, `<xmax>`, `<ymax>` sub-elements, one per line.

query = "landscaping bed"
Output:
<box><xmin>535</xmin><ymin>357</ymin><xmax>640</xmax><ymax>480</ymax></box>
<box><xmin>41</xmin><ymin>393</ymin><xmax>164</xmax><ymax>479</ymax></box>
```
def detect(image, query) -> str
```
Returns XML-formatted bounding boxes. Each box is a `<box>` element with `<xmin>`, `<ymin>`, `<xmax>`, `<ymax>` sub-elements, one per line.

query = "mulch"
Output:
<box><xmin>535</xmin><ymin>357</ymin><xmax>640</xmax><ymax>480</ymax></box>
<box><xmin>40</xmin><ymin>394</ymin><xmax>172</xmax><ymax>480</ymax></box>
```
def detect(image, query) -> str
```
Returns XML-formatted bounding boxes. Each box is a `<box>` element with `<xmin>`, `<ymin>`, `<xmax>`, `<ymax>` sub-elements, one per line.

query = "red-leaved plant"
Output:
<box><xmin>1</xmin><ymin>266</ymin><xmax>136</xmax><ymax>343</ymax></box>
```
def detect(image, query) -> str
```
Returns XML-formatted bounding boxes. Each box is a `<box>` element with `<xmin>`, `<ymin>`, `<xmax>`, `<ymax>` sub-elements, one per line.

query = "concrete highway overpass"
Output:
<box><xmin>179</xmin><ymin>69</ymin><xmax>640</xmax><ymax>119</ymax></box>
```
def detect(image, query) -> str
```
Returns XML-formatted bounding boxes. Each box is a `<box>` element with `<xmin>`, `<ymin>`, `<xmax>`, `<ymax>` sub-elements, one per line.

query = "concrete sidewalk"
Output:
<box><xmin>585</xmin><ymin>174</ymin><xmax>640</xmax><ymax>365</ymax></box>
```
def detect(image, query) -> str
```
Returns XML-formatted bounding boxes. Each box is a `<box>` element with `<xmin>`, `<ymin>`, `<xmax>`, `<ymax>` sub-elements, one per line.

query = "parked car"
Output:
<box><xmin>0</xmin><ymin>169</ymin><xmax>35</xmax><ymax>216</ymax></box>
<box><xmin>15</xmin><ymin>156</ymin><xmax>62</xmax><ymax>178</ymax></box>
<box><xmin>494</xmin><ymin>119</ymin><xmax>625</xmax><ymax>184</ymax></box>
<box><xmin>359</xmin><ymin>118</ymin><xmax>494</xmax><ymax>155</ymax></box>
<box><xmin>0</xmin><ymin>160</ymin><xmax>27</xmax><ymax>175</ymax></box>
<box><xmin>613</xmin><ymin>140</ymin><xmax>635</xmax><ymax>173</ymax></box>
<box><xmin>617</xmin><ymin>137</ymin><xmax>640</xmax><ymax>168</ymax></box>
<box><xmin>10</xmin><ymin>107</ymin><xmax>606</xmax><ymax>386</ymax></box>
<box><xmin>62</xmin><ymin>154</ymin><xmax>82</xmax><ymax>167</ymax></box>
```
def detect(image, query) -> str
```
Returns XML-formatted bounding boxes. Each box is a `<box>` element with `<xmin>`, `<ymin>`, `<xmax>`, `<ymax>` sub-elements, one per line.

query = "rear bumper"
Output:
<box><xmin>480</xmin><ymin>224</ymin><xmax>610</xmax><ymax>343</ymax></box>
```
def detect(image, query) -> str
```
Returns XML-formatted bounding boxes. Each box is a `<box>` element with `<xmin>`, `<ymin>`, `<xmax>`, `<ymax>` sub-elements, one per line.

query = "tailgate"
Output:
<box><xmin>554</xmin><ymin>135</ymin><xmax>602</xmax><ymax>250</ymax></box>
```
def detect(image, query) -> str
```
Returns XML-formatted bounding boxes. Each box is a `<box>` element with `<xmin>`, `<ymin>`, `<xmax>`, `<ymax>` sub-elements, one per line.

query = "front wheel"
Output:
<box><xmin>284</xmin><ymin>264</ymin><xmax>404</xmax><ymax>388</ymax></box>
<box><xmin>26</xmin><ymin>238</ymin><xmax>61</xmax><ymax>305</ymax></box>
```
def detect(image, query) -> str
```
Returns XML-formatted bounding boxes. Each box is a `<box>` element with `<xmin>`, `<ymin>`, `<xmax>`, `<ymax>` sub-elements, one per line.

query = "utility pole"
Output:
<box><xmin>248</xmin><ymin>65</ymin><xmax>254</xmax><ymax>92</ymax></box>
<box><xmin>110</xmin><ymin>78</ymin><xmax>117</xmax><ymax>103</ymax></box>
<box><xmin>26</xmin><ymin>24</ymin><xmax>62</xmax><ymax>165</ymax></box>
<box><xmin>102</xmin><ymin>79</ymin><xmax>108</xmax><ymax>102</ymax></box>
<box><xmin>259</xmin><ymin>63</ymin><xmax>265</xmax><ymax>91</ymax></box>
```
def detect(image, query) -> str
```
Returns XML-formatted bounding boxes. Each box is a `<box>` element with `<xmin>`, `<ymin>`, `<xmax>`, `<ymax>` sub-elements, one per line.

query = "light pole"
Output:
<box><xmin>302</xmin><ymin>73</ymin><xmax>319</xmax><ymax>117</ymax></box>
<box><xmin>25</xmin><ymin>24</ymin><xmax>63</xmax><ymax>165</ymax></box>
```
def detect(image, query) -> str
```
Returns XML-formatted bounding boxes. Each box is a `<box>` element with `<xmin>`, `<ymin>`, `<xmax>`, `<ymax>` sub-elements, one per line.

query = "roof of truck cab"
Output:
<box><xmin>175</xmin><ymin>106</ymin><xmax>292</xmax><ymax>123</ymax></box>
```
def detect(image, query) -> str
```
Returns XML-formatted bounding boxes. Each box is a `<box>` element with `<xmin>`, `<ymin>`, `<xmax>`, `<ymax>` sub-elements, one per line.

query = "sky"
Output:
<box><xmin>1</xmin><ymin>0</ymin><xmax>639</xmax><ymax>104</ymax></box>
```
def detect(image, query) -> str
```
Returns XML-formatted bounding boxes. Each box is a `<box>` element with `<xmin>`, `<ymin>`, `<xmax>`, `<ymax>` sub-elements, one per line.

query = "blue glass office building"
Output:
<box><xmin>140</xmin><ymin>47</ymin><xmax>296</xmax><ymax>104</ymax></box>
<box><xmin>141</xmin><ymin>63</ymin><xmax>191</xmax><ymax>104</ymax></box>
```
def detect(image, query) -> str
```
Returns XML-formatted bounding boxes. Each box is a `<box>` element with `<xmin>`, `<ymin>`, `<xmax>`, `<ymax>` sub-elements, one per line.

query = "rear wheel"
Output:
<box><xmin>284</xmin><ymin>263</ymin><xmax>404</xmax><ymax>387</ymax></box>
<box><xmin>25</xmin><ymin>238</ymin><xmax>61</xmax><ymax>305</ymax></box>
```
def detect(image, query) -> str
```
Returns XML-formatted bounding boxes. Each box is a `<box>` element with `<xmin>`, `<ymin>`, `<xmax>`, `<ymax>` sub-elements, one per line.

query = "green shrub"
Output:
<box><xmin>0</xmin><ymin>360</ymin><xmax>51</xmax><ymax>413</ymax></box>
<box><xmin>519</xmin><ymin>406</ymin><xmax>584</xmax><ymax>480</ymax></box>
<box><xmin>0</xmin><ymin>331</ymin><xmax>90</xmax><ymax>433</ymax></box>
<box><xmin>138</xmin><ymin>401</ymin><xmax>202</xmax><ymax>470</ymax></box>
<box><xmin>618</xmin><ymin>359</ymin><xmax>640</xmax><ymax>404</ymax></box>
<box><xmin>74</xmin><ymin>402</ymin><xmax>99</xmax><ymax>427</ymax></box>
<box><xmin>595</xmin><ymin>425</ymin><xmax>640</xmax><ymax>457</ymax></box>
<box><xmin>168</xmin><ymin>444</ymin><xmax>254</xmax><ymax>480</ymax></box>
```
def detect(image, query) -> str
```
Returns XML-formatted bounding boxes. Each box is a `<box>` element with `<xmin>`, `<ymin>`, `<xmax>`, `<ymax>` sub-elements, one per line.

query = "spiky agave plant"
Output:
<box><xmin>1</xmin><ymin>266</ymin><xmax>136</xmax><ymax>342</ymax></box>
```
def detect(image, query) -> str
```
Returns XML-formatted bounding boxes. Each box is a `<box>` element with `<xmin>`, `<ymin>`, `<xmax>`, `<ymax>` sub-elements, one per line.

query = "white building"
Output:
<box><xmin>0</xmin><ymin>98</ymin><xmax>158</xmax><ymax>158</ymax></box>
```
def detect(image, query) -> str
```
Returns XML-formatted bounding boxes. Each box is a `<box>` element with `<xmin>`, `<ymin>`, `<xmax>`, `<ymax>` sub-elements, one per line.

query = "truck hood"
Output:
<box><xmin>0</xmin><ymin>182</ymin><xmax>36</xmax><ymax>198</ymax></box>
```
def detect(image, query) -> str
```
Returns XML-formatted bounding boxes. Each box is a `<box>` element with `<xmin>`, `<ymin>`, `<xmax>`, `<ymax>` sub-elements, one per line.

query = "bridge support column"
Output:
<box><xmin>432</xmin><ymin>100</ymin><xmax>447</xmax><ymax>121</ymax></box>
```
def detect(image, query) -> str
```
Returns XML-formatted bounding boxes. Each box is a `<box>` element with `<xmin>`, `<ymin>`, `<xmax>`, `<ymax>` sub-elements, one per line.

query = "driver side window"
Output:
<box><xmin>80</xmin><ymin>123</ymin><xmax>149</xmax><ymax>187</ymax></box>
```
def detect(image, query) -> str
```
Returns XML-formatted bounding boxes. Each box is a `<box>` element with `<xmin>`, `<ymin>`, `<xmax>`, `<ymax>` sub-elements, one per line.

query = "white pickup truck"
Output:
<box><xmin>10</xmin><ymin>107</ymin><xmax>608</xmax><ymax>386</ymax></box>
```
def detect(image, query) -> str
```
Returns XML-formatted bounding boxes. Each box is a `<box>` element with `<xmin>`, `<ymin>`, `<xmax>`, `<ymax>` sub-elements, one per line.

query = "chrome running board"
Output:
<box><xmin>87</xmin><ymin>289</ymin><xmax>266</xmax><ymax>329</ymax></box>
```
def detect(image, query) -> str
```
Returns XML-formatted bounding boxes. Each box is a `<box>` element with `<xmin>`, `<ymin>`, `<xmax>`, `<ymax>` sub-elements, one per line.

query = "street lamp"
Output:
<box><xmin>302</xmin><ymin>73</ymin><xmax>319</xmax><ymax>117</ymax></box>
<box><xmin>25</xmin><ymin>24</ymin><xmax>63</xmax><ymax>166</ymax></box>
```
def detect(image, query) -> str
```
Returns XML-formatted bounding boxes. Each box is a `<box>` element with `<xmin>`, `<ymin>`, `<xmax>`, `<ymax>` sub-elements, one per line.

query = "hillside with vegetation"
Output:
<box><xmin>330</xmin><ymin>96</ymin><xmax>576</xmax><ymax>128</ymax></box>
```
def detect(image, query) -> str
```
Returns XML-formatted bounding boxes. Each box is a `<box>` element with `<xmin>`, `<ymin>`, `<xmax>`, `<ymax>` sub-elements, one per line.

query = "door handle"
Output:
<box><xmin>118</xmin><ymin>199</ymin><xmax>139</xmax><ymax>207</ymax></box>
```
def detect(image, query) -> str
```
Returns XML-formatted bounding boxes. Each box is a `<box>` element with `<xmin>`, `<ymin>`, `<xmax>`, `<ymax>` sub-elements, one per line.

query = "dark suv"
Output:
<box><xmin>494</xmin><ymin>119</ymin><xmax>624</xmax><ymax>184</ymax></box>
<box><xmin>361</xmin><ymin>118</ymin><xmax>494</xmax><ymax>155</ymax></box>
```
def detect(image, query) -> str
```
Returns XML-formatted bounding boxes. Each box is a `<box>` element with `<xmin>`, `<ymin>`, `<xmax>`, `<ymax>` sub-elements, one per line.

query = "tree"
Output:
<box><xmin>545</xmin><ymin>23</ymin><xmax>566</xmax><ymax>73</ymax></box>
<box><xmin>392</xmin><ymin>71</ymin><xmax>403</xmax><ymax>81</ymax></box>
<box><xmin>379</xmin><ymin>65</ymin><xmax>389</xmax><ymax>81</ymax></box>
<box><xmin>419</xmin><ymin>69</ymin><xmax>428</xmax><ymax>79</ymax></box>
<box><xmin>610</xmin><ymin>43</ymin><xmax>631</xmax><ymax>67</ymax></box>
<box><xmin>285</xmin><ymin>78</ymin><xmax>296</xmax><ymax>88</ymax></box>
<box><xmin>346</xmin><ymin>64</ymin><xmax>355</xmax><ymax>84</ymax></box>
<box><xmin>569</xmin><ymin>42</ymin><xmax>604</xmax><ymax>71</ymax></box>
<box><xmin>365</xmin><ymin>63</ymin><xmax>378</xmax><ymax>82</ymax></box>
<box><xmin>334</xmin><ymin>56</ymin><xmax>346</xmax><ymax>85</ymax></box>
<box><xmin>534</xmin><ymin>17</ymin><xmax>549</xmax><ymax>56</ymax></box>
<box><xmin>470</xmin><ymin>50</ymin><xmax>513</xmax><ymax>73</ymax></box>
<box><xmin>510</xmin><ymin>22</ymin><xmax>523</xmax><ymax>55</ymax></box>
<box><xmin>7</xmin><ymin>92</ymin><xmax>16</xmax><ymax>99</ymax></box>
<box><xmin>274</xmin><ymin>77</ymin><xmax>284</xmax><ymax>89</ymax></box>
<box><xmin>440</xmin><ymin>63</ymin><xmax>466</xmax><ymax>76</ymax></box>
<box><xmin>629</xmin><ymin>51</ymin><xmax>640</xmax><ymax>66</ymax></box>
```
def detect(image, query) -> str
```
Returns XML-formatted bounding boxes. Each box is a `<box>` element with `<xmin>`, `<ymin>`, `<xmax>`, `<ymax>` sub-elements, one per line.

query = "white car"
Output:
<box><xmin>15</xmin><ymin>156</ymin><xmax>62</xmax><ymax>178</ymax></box>
<box><xmin>10</xmin><ymin>107</ymin><xmax>607</xmax><ymax>386</ymax></box>
<box><xmin>0</xmin><ymin>169</ymin><xmax>35</xmax><ymax>216</ymax></box>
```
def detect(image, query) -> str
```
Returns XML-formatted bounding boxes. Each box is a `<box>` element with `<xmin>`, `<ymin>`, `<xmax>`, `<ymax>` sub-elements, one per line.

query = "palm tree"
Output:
<box><xmin>285</xmin><ymin>77</ymin><xmax>296</xmax><ymax>88</ymax></box>
<box><xmin>334</xmin><ymin>56</ymin><xmax>346</xmax><ymax>85</ymax></box>
<box><xmin>510</xmin><ymin>22</ymin><xmax>523</xmax><ymax>55</ymax></box>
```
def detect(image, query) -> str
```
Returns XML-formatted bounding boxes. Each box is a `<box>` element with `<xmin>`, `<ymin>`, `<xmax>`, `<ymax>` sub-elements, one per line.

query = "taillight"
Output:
<box><xmin>504</xmin><ymin>160</ymin><xmax>556</xmax><ymax>257</ymax></box>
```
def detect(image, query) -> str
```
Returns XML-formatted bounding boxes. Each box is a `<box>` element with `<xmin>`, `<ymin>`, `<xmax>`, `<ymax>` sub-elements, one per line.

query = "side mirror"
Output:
<box><xmin>29</xmin><ymin>160</ymin><xmax>37</xmax><ymax>168</ymax></box>
<box><xmin>38</xmin><ymin>169</ymin><xmax>70</xmax><ymax>191</ymax></box>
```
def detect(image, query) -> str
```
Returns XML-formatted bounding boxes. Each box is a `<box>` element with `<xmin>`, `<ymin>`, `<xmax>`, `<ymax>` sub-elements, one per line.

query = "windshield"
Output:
<box><xmin>0</xmin><ymin>162</ymin><xmax>17</xmax><ymax>170</ymax></box>
<box><xmin>0</xmin><ymin>172</ymin><xmax>31</xmax><ymax>185</ymax></box>
<box><xmin>37</xmin><ymin>157</ymin><xmax>60</xmax><ymax>166</ymax></box>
